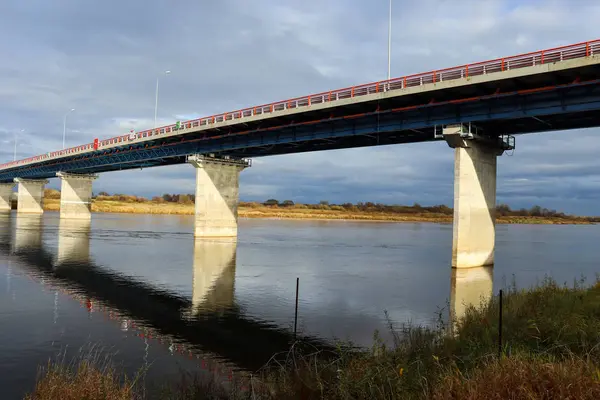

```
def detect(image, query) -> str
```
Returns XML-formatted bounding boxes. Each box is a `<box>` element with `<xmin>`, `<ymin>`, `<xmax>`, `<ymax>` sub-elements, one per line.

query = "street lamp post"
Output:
<box><xmin>154</xmin><ymin>70</ymin><xmax>171</xmax><ymax>128</ymax></box>
<box><xmin>387</xmin><ymin>0</ymin><xmax>392</xmax><ymax>82</ymax></box>
<box><xmin>14</xmin><ymin>129</ymin><xmax>24</xmax><ymax>161</ymax></box>
<box><xmin>63</xmin><ymin>108</ymin><xmax>75</xmax><ymax>149</ymax></box>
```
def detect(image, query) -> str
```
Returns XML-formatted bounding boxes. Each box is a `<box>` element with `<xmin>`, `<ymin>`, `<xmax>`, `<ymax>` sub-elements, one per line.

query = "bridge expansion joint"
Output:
<box><xmin>186</xmin><ymin>154</ymin><xmax>251</xmax><ymax>169</ymax></box>
<box><xmin>442</xmin><ymin>124</ymin><xmax>515</xmax><ymax>155</ymax></box>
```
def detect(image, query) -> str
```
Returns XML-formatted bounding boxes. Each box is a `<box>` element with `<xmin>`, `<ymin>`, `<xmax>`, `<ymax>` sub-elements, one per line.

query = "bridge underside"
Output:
<box><xmin>1</xmin><ymin>62</ymin><xmax>599</xmax><ymax>181</ymax></box>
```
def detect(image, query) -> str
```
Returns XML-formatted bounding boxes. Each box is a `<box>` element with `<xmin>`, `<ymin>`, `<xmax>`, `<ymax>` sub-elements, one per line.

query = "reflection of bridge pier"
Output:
<box><xmin>0</xmin><ymin>218</ymin><xmax>325</xmax><ymax>371</ymax></box>
<box><xmin>0</xmin><ymin>183</ymin><xmax>15</xmax><ymax>212</ymax></box>
<box><xmin>191</xmin><ymin>239</ymin><xmax>237</xmax><ymax>315</ymax></box>
<box><xmin>56</xmin><ymin>219</ymin><xmax>92</xmax><ymax>266</ymax></box>
<box><xmin>450</xmin><ymin>266</ymin><xmax>493</xmax><ymax>325</ymax></box>
<box><xmin>12</xmin><ymin>215</ymin><xmax>43</xmax><ymax>253</ymax></box>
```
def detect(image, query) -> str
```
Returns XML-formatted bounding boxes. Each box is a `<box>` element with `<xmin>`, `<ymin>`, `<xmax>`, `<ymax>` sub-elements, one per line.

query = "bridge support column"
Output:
<box><xmin>444</xmin><ymin>125</ymin><xmax>509</xmax><ymax>269</ymax></box>
<box><xmin>187</xmin><ymin>155</ymin><xmax>251</xmax><ymax>238</ymax></box>
<box><xmin>57</xmin><ymin>172</ymin><xmax>98</xmax><ymax>220</ymax></box>
<box><xmin>0</xmin><ymin>183</ymin><xmax>15</xmax><ymax>213</ymax></box>
<box><xmin>15</xmin><ymin>178</ymin><xmax>49</xmax><ymax>214</ymax></box>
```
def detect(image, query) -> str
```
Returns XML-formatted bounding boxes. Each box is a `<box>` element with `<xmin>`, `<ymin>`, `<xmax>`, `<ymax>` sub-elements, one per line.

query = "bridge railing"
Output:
<box><xmin>96</xmin><ymin>39</ymin><xmax>600</xmax><ymax>134</ymax></box>
<box><xmin>1</xmin><ymin>39</ymin><xmax>600</xmax><ymax>172</ymax></box>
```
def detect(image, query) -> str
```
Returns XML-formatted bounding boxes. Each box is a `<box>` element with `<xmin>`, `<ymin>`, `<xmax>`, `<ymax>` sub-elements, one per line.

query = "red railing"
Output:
<box><xmin>2</xmin><ymin>39</ymin><xmax>599</xmax><ymax>171</ymax></box>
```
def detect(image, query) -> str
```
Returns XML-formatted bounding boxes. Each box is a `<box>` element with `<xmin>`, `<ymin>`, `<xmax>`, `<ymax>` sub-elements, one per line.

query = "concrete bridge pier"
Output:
<box><xmin>14</xmin><ymin>178</ymin><xmax>49</xmax><ymax>214</ymax></box>
<box><xmin>0</xmin><ymin>183</ymin><xmax>15</xmax><ymax>213</ymax></box>
<box><xmin>444</xmin><ymin>124</ymin><xmax>509</xmax><ymax>269</ymax></box>
<box><xmin>187</xmin><ymin>155</ymin><xmax>251</xmax><ymax>238</ymax></box>
<box><xmin>57</xmin><ymin>172</ymin><xmax>98</xmax><ymax>220</ymax></box>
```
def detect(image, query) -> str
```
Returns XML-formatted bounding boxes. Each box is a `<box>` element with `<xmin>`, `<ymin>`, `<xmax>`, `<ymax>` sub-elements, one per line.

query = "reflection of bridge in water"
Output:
<box><xmin>2</xmin><ymin>213</ymin><xmax>496</xmax><ymax>371</ymax></box>
<box><xmin>0</xmin><ymin>214</ymin><xmax>328</xmax><ymax>372</ymax></box>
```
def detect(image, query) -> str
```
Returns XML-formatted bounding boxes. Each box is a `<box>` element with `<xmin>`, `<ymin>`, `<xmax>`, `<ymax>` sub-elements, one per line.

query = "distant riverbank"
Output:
<box><xmin>41</xmin><ymin>197</ymin><xmax>596</xmax><ymax>225</ymax></box>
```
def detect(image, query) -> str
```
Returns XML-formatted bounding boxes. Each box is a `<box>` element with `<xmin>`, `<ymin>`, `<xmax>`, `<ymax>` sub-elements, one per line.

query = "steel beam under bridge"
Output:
<box><xmin>1</xmin><ymin>79</ymin><xmax>600</xmax><ymax>181</ymax></box>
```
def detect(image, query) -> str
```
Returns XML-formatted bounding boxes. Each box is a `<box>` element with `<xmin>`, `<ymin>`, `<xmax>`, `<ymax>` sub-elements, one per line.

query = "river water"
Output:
<box><xmin>1</xmin><ymin>212</ymin><xmax>598</xmax><ymax>398</ymax></box>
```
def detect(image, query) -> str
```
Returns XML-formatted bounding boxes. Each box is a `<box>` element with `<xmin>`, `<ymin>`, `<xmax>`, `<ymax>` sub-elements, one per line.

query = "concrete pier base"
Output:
<box><xmin>187</xmin><ymin>155</ymin><xmax>250</xmax><ymax>238</ymax></box>
<box><xmin>15</xmin><ymin>178</ymin><xmax>49</xmax><ymax>214</ymax></box>
<box><xmin>444</xmin><ymin>125</ymin><xmax>504</xmax><ymax>268</ymax></box>
<box><xmin>0</xmin><ymin>183</ymin><xmax>15</xmax><ymax>213</ymax></box>
<box><xmin>57</xmin><ymin>172</ymin><xmax>98</xmax><ymax>220</ymax></box>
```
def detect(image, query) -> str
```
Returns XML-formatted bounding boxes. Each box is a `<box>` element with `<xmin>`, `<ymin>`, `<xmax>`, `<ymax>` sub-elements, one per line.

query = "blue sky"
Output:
<box><xmin>0</xmin><ymin>0</ymin><xmax>600</xmax><ymax>214</ymax></box>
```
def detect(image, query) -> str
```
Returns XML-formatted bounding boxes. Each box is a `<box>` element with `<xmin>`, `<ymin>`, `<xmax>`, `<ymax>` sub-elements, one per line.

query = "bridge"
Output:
<box><xmin>1</xmin><ymin>39</ymin><xmax>600</xmax><ymax>268</ymax></box>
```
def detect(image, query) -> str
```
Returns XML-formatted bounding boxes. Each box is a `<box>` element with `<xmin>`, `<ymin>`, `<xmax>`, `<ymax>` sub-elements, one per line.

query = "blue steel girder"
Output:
<box><xmin>1</xmin><ymin>79</ymin><xmax>600</xmax><ymax>182</ymax></box>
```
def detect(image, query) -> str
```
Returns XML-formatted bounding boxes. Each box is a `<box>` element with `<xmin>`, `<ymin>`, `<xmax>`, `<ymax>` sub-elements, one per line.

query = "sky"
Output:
<box><xmin>0</xmin><ymin>0</ymin><xmax>600</xmax><ymax>214</ymax></box>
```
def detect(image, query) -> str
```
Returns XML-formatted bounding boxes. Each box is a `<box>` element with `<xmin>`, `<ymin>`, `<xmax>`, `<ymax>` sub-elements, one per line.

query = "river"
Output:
<box><xmin>1</xmin><ymin>212</ymin><xmax>598</xmax><ymax>398</ymax></box>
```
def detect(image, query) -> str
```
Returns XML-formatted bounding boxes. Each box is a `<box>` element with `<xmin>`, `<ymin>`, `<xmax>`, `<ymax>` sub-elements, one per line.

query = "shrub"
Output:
<box><xmin>44</xmin><ymin>189</ymin><xmax>61</xmax><ymax>199</ymax></box>
<box><xmin>178</xmin><ymin>194</ymin><xmax>193</xmax><ymax>205</ymax></box>
<box><xmin>25</xmin><ymin>349</ymin><xmax>141</xmax><ymax>400</ymax></box>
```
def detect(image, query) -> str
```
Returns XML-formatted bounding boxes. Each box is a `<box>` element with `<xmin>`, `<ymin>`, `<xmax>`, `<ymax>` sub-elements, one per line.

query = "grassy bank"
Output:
<box><xmin>41</xmin><ymin>195</ymin><xmax>595</xmax><ymax>225</ymax></box>
<box><xmin>26</xmin><ymin>278</ymin><xmax>600</xmax><ymax>399</ymax></box>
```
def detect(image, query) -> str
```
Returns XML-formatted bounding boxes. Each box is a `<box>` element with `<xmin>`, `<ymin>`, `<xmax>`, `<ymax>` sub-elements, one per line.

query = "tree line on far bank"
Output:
<box><xmin>41</xmin><ymin>189</ymin><xmax>587</xmax><ymax>220</ymax></box>
<box><xmin>253</xmin><ymin>199</ymin><xmax>572</xmax><ymax>219</ymax></box>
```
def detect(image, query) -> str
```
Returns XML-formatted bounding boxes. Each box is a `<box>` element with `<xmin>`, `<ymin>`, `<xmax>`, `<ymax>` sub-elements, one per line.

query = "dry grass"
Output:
<box><xmin>249</xmin><ymin>277</ymin><xmax>600</xmax><ymax>399</ymax></box>
<box><xmin>240</xmin><ymin>205</ymin><xmax>454</xmax><ymax>223</ymax></box>
<box><xmin>43</xmin><ymin>199</ymin><xmax>194</xmax><ymax>215</ymax></box>
<box><xmin>253</xmin><ymin>351</ymin><xmax>600</xmax><ymax>400</ymax></box>
<box><xmin>154</xmin><ymin>370</ymin><xmax>249</xmax><ymax>400</ymax></box>
<box><xmin>41</xmin><ymin>199</ymin><xmax>591</xmax><ymax>224</ymax></box>
<box><xmin>25</xmin><ymin>360</ymin><xmax>139</xmax><ymax>400</ymax></box>
<box><xmin>432</xmin><ymin>356</ymin><xmax>600</xmax><ymax>400</ymax></box>
<box><xmin>25</xmin><ymin>358</ymin><xmax>246</xmax><ymax>400</ymax></box>
<box><xmin>26</xmin><ymin>279</ymin><xmax>600</xmax><ymax>399</ymax></box>
<box><xmin>91</xmin><ymin>201</ymin><xmax>194</xmax><ymax>215</ymax></box>
<box><xmin>28</xmin><ymin>353</ymin><xmax>600</xmax><ymax>400</ymax></box>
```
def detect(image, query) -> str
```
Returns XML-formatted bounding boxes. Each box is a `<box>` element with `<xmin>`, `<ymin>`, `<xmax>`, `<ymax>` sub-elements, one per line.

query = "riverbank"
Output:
<box><xmin>41</xmin><ymin>198</ymin><xmax>595</xmax><ymax>225</ymax></box>
<box><xmin>25</xmin><ymin>278</ymin><xmax>600</xmax><ymax>399</ymax></box>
